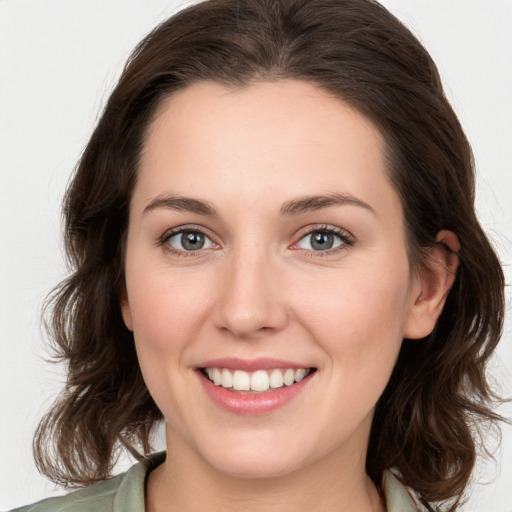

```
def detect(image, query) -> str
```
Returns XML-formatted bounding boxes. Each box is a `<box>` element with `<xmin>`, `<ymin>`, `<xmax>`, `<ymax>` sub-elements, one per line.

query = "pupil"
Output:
<box><xmin>311</xmin><ymin>232</ymin><xmax>333</xmax><ymax>250</ymax></box>
<box><xmin>182</xmin><ymin>232</ymin><xmax>205</xmax><ymax>250</ymax></box>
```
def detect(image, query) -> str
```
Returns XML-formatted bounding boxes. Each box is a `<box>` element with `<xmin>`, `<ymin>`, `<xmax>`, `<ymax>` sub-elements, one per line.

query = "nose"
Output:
<box><xmin>213</xmin><ymin>248</ymin><xmax>289</xmax><ymax>339</ymax></box>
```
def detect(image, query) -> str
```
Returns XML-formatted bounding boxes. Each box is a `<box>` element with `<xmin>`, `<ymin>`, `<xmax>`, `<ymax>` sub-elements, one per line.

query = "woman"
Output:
<box><xmin>8</xmin><ymin>0</ymin><xmax>506</xmax><ymax>511</ymax></box>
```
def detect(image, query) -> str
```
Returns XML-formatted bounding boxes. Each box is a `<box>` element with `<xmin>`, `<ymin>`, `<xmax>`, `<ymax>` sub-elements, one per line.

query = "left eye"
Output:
<box><xmin>166</xmin><ymin>230</ymin><xmax>215</xmax><ymax>251</ymax></box>
<box><xmin>296</xmin><ymin>230</ymin><xmax>345</xmax><ymax>251</ymax></box>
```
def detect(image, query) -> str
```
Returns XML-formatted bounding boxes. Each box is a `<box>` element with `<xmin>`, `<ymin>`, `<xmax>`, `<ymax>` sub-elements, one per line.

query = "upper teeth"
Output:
<box><xmin>205</xmin><ymin>368</ymin><xmax>310</xmax><ymax>392</ymax></box>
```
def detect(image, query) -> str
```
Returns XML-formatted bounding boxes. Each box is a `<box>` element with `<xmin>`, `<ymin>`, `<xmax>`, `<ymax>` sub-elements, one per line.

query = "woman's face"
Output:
<box><xmin>121</xmin><ymin>80</ymin><xmax>424</xmax><ymax>478</ymax></box>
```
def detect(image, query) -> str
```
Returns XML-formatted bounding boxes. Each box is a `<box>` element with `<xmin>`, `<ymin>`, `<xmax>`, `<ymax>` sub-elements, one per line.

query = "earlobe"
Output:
<box><xmin>119</xmin><ymin>288</ymin><xmax>134</xmax><ymax>331</ymax></box>
<box><xmin>404</xmin><ymin>230</ymin><xmax>460</xmax><ymax>340</ymax></box>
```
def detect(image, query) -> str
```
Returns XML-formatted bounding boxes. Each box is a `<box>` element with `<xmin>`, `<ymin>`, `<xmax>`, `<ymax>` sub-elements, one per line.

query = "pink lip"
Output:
<box><xmin>198</xmin><ymin>357</ymin><xmax>310</xmax><ymax>371</ymax></box>
<box><xmin>196</xmin><ymin>362</ymin><xmax>315</xmax><ymax>415</ymax></box>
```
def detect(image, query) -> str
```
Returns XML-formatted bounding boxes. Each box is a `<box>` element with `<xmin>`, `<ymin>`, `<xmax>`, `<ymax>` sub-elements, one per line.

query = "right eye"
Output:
<box><xmin>164</xmin><ymin>229</ymin><xmax>216</xmax><ymax>253</ymax></box>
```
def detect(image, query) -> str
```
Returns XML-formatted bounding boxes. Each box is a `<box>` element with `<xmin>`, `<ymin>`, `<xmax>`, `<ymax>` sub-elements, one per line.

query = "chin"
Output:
<box><xmin>192</xmin><ymin>432</ymin><xmax>319</xmax><ymax>480</ymax></box>
<box><xmin>208</xmin><ymin>452</ymin><xmax>306</xmax><ymax>480</ymax></box>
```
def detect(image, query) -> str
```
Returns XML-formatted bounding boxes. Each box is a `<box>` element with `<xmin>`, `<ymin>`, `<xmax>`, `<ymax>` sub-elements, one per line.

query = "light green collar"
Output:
<box><xmin>382</xmin><ymin>470</ymin><xmax>430</xmax><ymax>511</ymax></box>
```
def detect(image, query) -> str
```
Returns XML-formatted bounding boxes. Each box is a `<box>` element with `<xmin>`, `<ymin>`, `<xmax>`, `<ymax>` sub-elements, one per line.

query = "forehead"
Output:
<box><xmin>145</xmin><ymin>80</ymin><xmax>384</xmax><ymax>158</ymax></box>
<box><xmin>135</xmin><ymin>79</ymin><xmax>399</xmax><ymax>220</ymax></box>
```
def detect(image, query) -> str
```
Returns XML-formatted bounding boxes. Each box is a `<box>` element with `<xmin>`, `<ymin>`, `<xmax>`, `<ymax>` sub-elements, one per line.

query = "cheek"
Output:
<box><xmin>126</xmin><ymin>262</ymin><xmax>212</xmax><ymax>343</ymax></box>
<box><xmin>124</xmin><ymin>267</ymin><xmax>212</xmax><ymax>418</ymax></box>
<box><xmin>294</xmin><ymin>267</ymin><xmax>411</xmax><ymax>434</ymax></box>
<box><xmin>294</xmin><ymin>263</ymin><xmax>411</xmax><ymax>378</ymax></box>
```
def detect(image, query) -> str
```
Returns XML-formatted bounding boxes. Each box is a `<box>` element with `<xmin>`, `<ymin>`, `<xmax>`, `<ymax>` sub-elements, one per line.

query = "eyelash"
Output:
<box><xmin>158</xmin><ymin>224</ymin><xmax>355</xmax><ymax>257</ymax></box>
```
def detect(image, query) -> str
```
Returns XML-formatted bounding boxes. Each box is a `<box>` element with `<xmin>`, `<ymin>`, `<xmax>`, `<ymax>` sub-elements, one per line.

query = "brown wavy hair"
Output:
<box><xmin>34</xmin><ymin>0</ymin><xmax>506</xmax><ymax>509</ymax></box>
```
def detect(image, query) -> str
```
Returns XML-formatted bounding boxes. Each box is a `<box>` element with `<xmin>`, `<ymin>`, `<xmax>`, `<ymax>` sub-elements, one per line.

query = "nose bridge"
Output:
<box><xmin>214</xmin><ymin>240</ymin><xmax>288</xmax><ymax>338</ymax></box>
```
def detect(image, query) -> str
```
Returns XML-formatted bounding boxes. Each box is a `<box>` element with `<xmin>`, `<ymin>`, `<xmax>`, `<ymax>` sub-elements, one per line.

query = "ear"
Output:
<box><xmin>403</xmin><ymin>230</ymin><xmax>460</xmax><ymax>340</ymax></box>
<box><xmin>119</xmin><ymin>287</ymin><xmax>134</xmax><ymax>331</ymax></box>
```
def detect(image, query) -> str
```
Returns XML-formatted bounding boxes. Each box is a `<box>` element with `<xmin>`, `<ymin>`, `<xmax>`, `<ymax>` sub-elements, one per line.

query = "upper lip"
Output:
<box><xmin>198</xmin><ymin>357</ymin><xmax>313</xmax><ymax>371</ymax></box>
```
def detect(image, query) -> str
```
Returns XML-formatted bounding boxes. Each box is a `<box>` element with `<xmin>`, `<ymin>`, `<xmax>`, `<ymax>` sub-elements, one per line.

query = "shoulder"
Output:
<box><xmin>7</xmin><ymin>452</ymin><xmax>166</xmax><ymax>512</ymax></box>
<box><xmin>8</xmin><ymin>476</ymin><xmax>123</xmax><ymax>512</ymax></box>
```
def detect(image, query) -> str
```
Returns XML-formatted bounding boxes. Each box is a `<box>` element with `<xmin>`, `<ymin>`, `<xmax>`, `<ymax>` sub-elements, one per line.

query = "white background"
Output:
<box><xmin>0</xmin><ymin>1</ymin><xmax>510</xmax><ymax>510</ymax></box>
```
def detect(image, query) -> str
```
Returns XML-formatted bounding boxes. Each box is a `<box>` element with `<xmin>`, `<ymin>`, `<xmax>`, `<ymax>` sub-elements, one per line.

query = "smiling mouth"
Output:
<box><xmin>201</xmin><ymin>367</ymin><xmax>316</xmax><ymax>393</ymax></box>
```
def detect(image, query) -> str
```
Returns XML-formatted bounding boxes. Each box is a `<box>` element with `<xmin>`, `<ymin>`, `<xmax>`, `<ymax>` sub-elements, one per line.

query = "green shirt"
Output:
<box><xmin>9</xmin><ymin>453</ymin><xmax>428</xmax><ymax>512</ymax></box>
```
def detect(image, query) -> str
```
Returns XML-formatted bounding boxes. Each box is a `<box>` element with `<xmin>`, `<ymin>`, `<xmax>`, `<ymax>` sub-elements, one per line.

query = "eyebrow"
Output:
<box><xmin>141</xmin><ymin>192</ymin><xmax>374</xmax><ymax>217</ymax></box>
<box><xmin>280</xmin><ymin>193</ymin><xmax>375</xmax><ymax>216</ymax></box>
<box><xmin>142</xmin><ymin>195</ymin><xmax>218</xmax><ymax>216</ymax></box>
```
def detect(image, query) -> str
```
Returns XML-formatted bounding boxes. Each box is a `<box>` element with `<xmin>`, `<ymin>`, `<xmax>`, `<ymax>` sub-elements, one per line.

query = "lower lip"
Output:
<box><xmin>197</xmin><ymin>372</ymin><xmax>313</xmax><ymax>415</ymax></box>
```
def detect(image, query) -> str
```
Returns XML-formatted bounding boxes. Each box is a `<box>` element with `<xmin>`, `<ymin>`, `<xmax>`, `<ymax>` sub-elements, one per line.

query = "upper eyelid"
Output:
<box><xmin>161</xmin><ymin>224</ymin><xmax>215</xmax><ymax>240</ymax></box>
<box><xmin>293</xmin><ymin>224</ymin><xmax>354</xmax><ymax>241</ymax></box>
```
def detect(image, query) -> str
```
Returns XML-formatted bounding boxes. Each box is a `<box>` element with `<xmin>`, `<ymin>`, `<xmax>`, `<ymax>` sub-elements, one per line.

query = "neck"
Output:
<box><xmin>146</xmin><ymin>430</ymin><xmax>385</xmax><ymax>512</ymax></box>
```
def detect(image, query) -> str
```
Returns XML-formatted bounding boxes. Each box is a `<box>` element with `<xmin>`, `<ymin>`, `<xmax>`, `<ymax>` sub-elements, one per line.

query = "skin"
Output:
<box><xmin>121</xmin><ymin>80</ymin><xmax>458</xmax><ymax>512</ymax></box>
